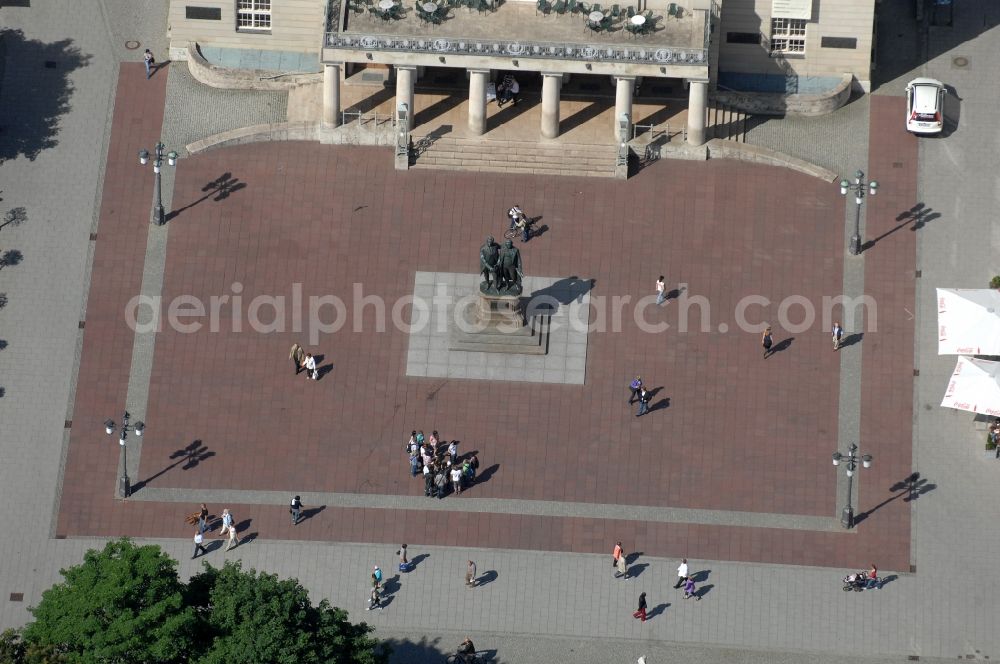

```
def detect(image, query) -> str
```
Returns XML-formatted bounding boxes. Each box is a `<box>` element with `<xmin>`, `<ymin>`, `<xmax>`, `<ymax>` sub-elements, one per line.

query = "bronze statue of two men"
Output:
<box><xmin>480</xmin><ymin>236</ymin><xmax>523</xmax><ymax>295</ymax></box>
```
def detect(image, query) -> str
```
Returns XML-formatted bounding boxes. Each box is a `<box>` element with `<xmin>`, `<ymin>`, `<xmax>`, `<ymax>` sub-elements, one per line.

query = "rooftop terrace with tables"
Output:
<box><xmin>324</xmin><ymin>0</ymin><xmax>711</xmax><ymax>74</ymax></box>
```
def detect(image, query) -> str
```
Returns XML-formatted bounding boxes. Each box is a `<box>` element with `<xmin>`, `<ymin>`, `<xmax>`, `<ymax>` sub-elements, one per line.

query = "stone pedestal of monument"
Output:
<box><xmin>450</xmin><ymin>292</ymin><xmax>548</xmax><ymax>355</ymax></box>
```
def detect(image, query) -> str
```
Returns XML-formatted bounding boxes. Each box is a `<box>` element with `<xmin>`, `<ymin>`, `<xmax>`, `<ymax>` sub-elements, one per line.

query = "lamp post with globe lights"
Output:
<box><xmin>105</xmin><ymin>411</ymin><xmax>144</xmax><ymax>498</ymax></box>
<box><xmin>840</xmin><ymin>170</ymin><xmax>879</xmax><ymax>256</ymax></box>
<box><xmin>138</xmin><ymin>142</ymin><xmax>177</xmax><ymax>226</ymax></box>
<box><xmin>832</xmin><ymin>442</ymin><xmax>872</xmax><ymax>528</ymax></box>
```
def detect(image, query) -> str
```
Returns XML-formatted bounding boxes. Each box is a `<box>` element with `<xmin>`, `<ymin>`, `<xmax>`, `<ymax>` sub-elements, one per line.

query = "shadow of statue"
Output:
<box><xmin>524</xmin><ymin>276</ymin><xmax>593</xmax><ymax>321</ymax></box>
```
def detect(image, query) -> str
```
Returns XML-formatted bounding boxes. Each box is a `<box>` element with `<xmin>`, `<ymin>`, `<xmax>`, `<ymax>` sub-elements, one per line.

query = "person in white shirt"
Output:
<box><xmin>450</xmin><ymin>466</ymin><xmax>463</xmax><ymax>494</ymax></box>
<box><xmin>219</xmin><ymin>508</ymin><xmax>233</xmax><ymax>536</ymax></box>
<box><xmin>192</xmin><ymin>530</ymin><xmax>207</xmax><ymax>558</ymax></box>
<box><xmin>674</xmin><ymin>558</ymin><xmax>688</xmax><ymax>589</ymax></box>
<box><xmin>303</xmin><ymin>353</ymin><xmax>317</xmax><ymax>380</ymax></box>
<box><xmin>656</xmin><ymin>275</ymin><xmax>666</xmax><ymax>305</ymax></box>
<box><xmin>508</xmin><ymin>204</ymin><xmax>526</xmax><ymax>231</ymax></box>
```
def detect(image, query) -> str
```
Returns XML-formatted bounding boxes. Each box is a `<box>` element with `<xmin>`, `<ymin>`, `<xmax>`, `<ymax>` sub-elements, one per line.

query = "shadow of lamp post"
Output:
<box><xmin>840</xmin><ymin>170</ymin><xmax>879</xmax><ymax>256</ymax></box>
<box><xmin>832</xmin><ymin>442</ymin><xmax>872</xmax><ymax>528</ymax></box>
<box><xmin>105</xmin><ymin>411</ymin><xmax>144</xmax><ymax>498</ymax></box>
<box><xmin>139</xmin><ymin>142</ymin><xmax>177</xmax><ymax>226</ymax></box>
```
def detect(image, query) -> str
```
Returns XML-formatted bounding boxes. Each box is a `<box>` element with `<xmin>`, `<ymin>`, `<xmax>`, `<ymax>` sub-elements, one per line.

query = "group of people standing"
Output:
<box><xmin>406</xmin><ymin>430</ymin><xmax>480</xmax><ymax>498</ymax></box>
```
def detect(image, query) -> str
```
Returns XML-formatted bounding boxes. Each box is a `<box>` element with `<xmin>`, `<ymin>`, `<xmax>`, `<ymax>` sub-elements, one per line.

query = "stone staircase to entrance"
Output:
<box><xmin>709</xmin><ymin>102</ymin><xmax>748</xmax><ymax>142</ymax></box>
<box><xmin>410</xmin><ymin>136</ymin><xmax>618</xmax><ymax>178</ymax></box>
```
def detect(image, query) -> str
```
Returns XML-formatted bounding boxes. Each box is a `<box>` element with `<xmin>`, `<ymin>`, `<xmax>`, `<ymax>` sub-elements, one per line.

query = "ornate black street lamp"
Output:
<box><xmin>832</xmin><ymin>442</ymin><xmax>872</xmax><ymax>528</ymax></box>
<box><xmin>105</xmin><ymin>411</ymin><xmax>144</xmax><ymax>498</ymax></box>
<box><xmin>138</xmin><ymin>142</ymin><xmax>177</xmax><ymax>225</ymax></box>
<box><xmin>840</xmin><ymin>170</ymin><xmax>879</xmax><ymax>256</ymax></box>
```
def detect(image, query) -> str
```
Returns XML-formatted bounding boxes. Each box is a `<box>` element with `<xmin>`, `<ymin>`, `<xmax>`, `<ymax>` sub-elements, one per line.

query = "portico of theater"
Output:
<box><xmin>321</xmin><ymin>0</ymin><xmax>714</xmax><ymax>144</ymax></box>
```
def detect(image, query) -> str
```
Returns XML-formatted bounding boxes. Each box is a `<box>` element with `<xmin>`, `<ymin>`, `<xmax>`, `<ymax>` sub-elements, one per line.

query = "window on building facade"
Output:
<box><xmin>237</xmin><ymin>0</ymin><xmax>271</xmax><ymax>32</ymax></box>
<box><xmin>770</xmin><ymin>18</ymin><xmax>806</xmax><ymax>54</ymax></box>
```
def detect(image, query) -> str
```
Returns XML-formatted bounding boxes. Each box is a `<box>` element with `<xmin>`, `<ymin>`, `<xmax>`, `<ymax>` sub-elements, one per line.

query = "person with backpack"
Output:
<box><xmin>371</xmin><ymin>565</ymin><xmax>383</xmax><ymax>590</ymax></box>
<box><xmin>143</xmin><ymin>48</ymin><xmax>155</xmax><ymax>79</ymax></box>
<box><xmin>290</xmin><ymin>495</ymin><xmax>303</xmax><ymax>525</ymax></box>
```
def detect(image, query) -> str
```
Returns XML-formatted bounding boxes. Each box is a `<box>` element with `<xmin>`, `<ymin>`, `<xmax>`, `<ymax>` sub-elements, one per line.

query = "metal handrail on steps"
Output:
<box><xmin>341</xmin><ymin>110</ymin><xmax>392</xmax><ymax>127</ymax></box>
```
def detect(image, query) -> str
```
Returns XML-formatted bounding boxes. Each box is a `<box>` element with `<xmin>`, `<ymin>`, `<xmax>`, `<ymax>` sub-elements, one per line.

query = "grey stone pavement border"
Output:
<box><xmin>2</xmin><ymin>1</ymin><xmax>1000</xmax><ymax>662</ymax></box>
<box><xmin>134</xmin><ymin>488</ymin><xmax>842</xmax><ymax>532</ymax></box>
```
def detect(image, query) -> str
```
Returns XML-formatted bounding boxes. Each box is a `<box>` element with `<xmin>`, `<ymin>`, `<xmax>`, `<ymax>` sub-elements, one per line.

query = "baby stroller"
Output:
<box><xmin>842</xmin><ymin>571</ymin><xmax>882</xmax><ymax>591</ymax></box>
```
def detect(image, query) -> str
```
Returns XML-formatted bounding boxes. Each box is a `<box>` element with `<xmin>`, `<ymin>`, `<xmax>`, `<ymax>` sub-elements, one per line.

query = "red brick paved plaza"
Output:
<box><xmin>57</xmin><ymin>67</ymin><xmax>917</xmax><ymax>570</ymax></box>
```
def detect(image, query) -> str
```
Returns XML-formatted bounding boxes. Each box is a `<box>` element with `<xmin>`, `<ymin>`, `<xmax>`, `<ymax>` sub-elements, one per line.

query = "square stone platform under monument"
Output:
<box><xmin>406</xmin><ymin>272</ymin><xmax>591</xmax><ymax>385</ymax></box>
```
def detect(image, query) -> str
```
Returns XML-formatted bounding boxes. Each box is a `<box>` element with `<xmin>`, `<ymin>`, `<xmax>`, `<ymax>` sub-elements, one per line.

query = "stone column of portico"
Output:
<box><xmin>614</xmin><ymin>76</ymin><xmax>634</xmax><ymax>137</ymax></box>
<box><xmin>322</xmin><ymin>63</ymin><xmax>342</xmax><ymax>128</ymax></box>
<box><xmin>540</xmin><ymin>72</ymin><xmax>562</xmax><ymax>139</ymax></box>
<box><xmin>468</xmin><ymin>69</ymin><xmax>490</xmax><ymax>136</ymax></box>
<box><xmin>686</xmin><ymin>78</ymin><xmax>708</xmax><ymax>146</ymax></box>
<box><xmin>396</xmin><ymin>65</ymin><xmax>417</xmax><ymax>130</ymax></box>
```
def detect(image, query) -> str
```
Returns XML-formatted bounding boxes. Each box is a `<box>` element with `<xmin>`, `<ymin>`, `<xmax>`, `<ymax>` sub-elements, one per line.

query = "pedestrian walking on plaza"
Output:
<box><xmin>632</xmin><ymin>592</ymin><xmax>648</xmax><ymax>621</ymax></box>
<box><xmin>143</xmin><ymin>48</ymin><xmax>155</xmax><ymax>79</ymax></box>
<box><xmin>289</xmin><ymin>343</ymin><xmax>306</xmax><ymax>375</ymax></box>
<box><xmin>366</xmin><ymin>586</ymin><xmax>383</xmax><ymax>611</ymax></box>
<box><xmin>628</xmin><ymin>376</ymin><xmax>643</xmax><ymax>404</ymax></box>
<box><xmin>612</xmin><ymin>541</ymin><xmax>623</xmax><ymax>568</ymax></box>
<box><xmin>225</xmin><ymin>520</ymin><xmax>239</xmax><ymax>551</ymax></box>
<box><xmin>636</xmin><ymin>387</ymin><xmax>651</xmax><ymax>417</ymax></box>
<box><xmin>684</xmin><ymin>576</ymin><xmax>700</xmax><ymax>600</ymax></box>
<box><xmin>398</xmin><ymin>544</ymin><xmax>415</xmax><ymax>572</ymax></box>
<box><xmin>674</xmin><ymin>558</ymin><xmax>688</xmax><ymax>589</ymax></box>
<box><xmin>616</xmin><ymin>552</ymin><xmax>629</xmax><ymax>579</ymax></box>
<box><xmin>372</xmin><ymin>565</ymin><xmax>383</xmax><ymax>590</ymax></box>
<box><xmin>656</xmin><ymin>275</ymin><xmax>667</xmax><ymax>305</ymax></box>
<box><xmin>218</xmin><ymin>508</ymin><xmax>233</xmax><ymax>537</ymax></box>
<box><xmin>192</xmin><ymin>530</ymin><xmax>207</xmax><ymax>559</ymax></box>
<box><xmin>302</xmin><ymin>353</ymin><xmax>317</xmax><ymax>380</ymax></box>
<box><xmin>197</xmin><ymin>503</ymin><xmax>210</xmax><ymax>533</ymax></box>
<box><xmin>761</xmin><ymin>326</ymin><xmax>774</xmax><ymax>358</ymax></box>
<box><xmin>832</xmin><ymin>321</ymin><xmax>844</xmax><ymax>350</ymax></box>
<box><xmin>290</xmin><ymin>495</ymin><xmax>303</xmax><ymax>525</ymax></box>
<box><xmin>466</xmin><ymin>560</ymin><xmax>477</xmax><ymax>588</ymax></box>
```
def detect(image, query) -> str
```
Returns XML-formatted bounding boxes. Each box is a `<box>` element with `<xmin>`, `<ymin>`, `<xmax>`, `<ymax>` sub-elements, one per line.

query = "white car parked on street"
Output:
<box><xmin>905</xmin><ymin>78</ymin><xmax>946</xmax><ymax>134</ymax></box>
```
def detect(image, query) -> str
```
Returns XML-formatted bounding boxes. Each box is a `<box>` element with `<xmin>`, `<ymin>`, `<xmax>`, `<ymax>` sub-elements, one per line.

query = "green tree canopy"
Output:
<box><xmin>17</xmin><ymin>539</ymin><xmax>387</xmax><ymax>664</ymax></box>
<box><xmin>23</xmin><ymin>539</ymin><xmax>196</xmax><ymax>663</ymax></box>
<box><xmin>190</xmin><ymin>561</ymin><xmax>384</xmax><ymax>664</ymax></box>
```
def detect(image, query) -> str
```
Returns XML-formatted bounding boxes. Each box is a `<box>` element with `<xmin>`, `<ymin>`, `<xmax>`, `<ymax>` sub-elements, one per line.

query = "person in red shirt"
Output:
<box><xmin>866</xmin><ymin>564</ymin><xmax>880</xmax><ymax>589</ymax></box>
<box><xmin>613</xmin><ymin>541</ymin><xmax>623</xmax><ymax>567</ymax></box>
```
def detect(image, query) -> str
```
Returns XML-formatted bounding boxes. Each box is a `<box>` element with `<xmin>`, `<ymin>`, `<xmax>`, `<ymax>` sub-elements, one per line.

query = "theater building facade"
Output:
<box><xmin>167</xmin><ymin>0</ymin><xmax>876</xmax><ymax>145</ymax></box>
